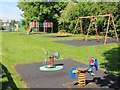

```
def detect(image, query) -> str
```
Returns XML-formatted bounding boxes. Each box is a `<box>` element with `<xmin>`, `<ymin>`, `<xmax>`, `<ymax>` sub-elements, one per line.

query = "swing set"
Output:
<box><xmin>73</xmin><ymin>14</ymin><xmax>119</xmax><ymax>45</ymax></box>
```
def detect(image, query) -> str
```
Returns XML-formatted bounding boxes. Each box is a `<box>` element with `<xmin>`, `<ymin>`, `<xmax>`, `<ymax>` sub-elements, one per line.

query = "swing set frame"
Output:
<box><xmin>73</xmin><ymin>14</ymin><xmax>119</xmax><ymax>45</ymax></box>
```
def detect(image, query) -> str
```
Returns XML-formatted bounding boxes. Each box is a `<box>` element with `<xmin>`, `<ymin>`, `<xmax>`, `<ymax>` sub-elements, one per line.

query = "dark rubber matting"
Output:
<box><xmin>54</xmin><ymin>38</ymin><xmax>118</xmax><ymax>46</ymax></box>
<box><xmin>44</xmin><ymin>35</ymin><xmax>71</xmax><ymax>38</ymax></box>
<box><xmin>14</xmin><ymin>59</ymin><xmax>119</xmax><ymax>89</ymax></box>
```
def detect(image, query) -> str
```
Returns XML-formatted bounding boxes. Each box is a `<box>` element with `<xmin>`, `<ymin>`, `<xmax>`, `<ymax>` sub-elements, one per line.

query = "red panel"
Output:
<box><xmin>89</xmin><ymin>58</ymin><xmax>94</xmax><ymax>66</ymax></box>
<box><xmin>32</xmin><ymin>22</ymin><xmax>36</xmax><ymax>27</ymax></box>
<box><xmin>46</xmin><ymin>22</ymin><xmax>53</xmax><ymax>28</ymax></box>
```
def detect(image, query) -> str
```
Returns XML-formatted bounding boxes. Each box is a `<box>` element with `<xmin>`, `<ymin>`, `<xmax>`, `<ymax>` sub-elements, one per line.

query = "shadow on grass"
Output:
<box><xmin>1</xmin><ymin>63</ymin><xmax>18</xmax><ymax>90</ymax></box>
<box><xmin>94</xmin><ymin>43</ymin><xmax>120</xmax><ymax>89</ymax></box>
<box><xmin>101</xmin><ymin>44</ymin><xmax>120</xmax><ymax>75</ymax></box>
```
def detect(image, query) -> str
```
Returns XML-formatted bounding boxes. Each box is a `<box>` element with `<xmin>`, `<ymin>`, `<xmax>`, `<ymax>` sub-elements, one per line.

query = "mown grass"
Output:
<box><xmin>1</xmin><ymin>31</ymin><xmax>119</xmax><ymax>88</ymax></box>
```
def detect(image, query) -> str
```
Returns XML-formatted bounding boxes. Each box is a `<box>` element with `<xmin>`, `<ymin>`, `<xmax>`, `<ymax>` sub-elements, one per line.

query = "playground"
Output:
<box><xmin>14</xmin><ymin>59</ymin><xmax>119</xmax><ymax>88</ymax></box>
<box><xmin>54</xmin><ymin>38</ymin><xmax>118</xmax><ymax>46</ymax></box>
<box><xmin>1</xmin><ymin>31</ymin><xmax>120</xmax><ymax>89</ymax></box>
<box><xmin>1</xmin><ymin>1</ymin><xmax>120</xmax><ymax>90</ymax></box>
<box><xmin>1</xmin><ymin>14</ymin><xmax>120</xmax><ymax>89</ymax></box>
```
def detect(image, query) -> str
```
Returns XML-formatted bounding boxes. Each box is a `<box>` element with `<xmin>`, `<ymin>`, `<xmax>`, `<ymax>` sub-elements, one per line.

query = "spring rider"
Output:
<box><xmin>70</xmin><ymin>57</ymin><xmax>98</xmax><ymax>87</ymax></box>
<box><xmin>42</xmin><ymin>48</ymin><xmax>60</xmax><ymax>68</ymax></box>
<box><xmin>39</xmin><ymin>48</ymin><xmax>63</xmax><ymax>71</ymax></box>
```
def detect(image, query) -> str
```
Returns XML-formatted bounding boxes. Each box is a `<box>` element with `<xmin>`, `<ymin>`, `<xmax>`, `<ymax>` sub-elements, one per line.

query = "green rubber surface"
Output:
<box><xmin>39</xmin><ymin>65</ymin><xmax>63</xmax><ymax>71</ymax></box>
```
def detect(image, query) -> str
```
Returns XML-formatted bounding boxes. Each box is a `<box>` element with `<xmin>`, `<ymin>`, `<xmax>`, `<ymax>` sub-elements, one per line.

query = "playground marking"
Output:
<box><xmin>39</xmin><ymin>65</ymin><xmax>63</xmax><ymax>71</ymax></box>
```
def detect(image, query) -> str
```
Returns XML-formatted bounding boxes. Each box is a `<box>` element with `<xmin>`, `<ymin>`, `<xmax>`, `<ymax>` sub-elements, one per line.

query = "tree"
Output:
<box><xmin>58</xmin><ymin>2</ymin><xmax>78</xmax><ymax>31</ymax></box>
<box><xmin>0</xmin><ymin>19</ymin><xmax>3</xmax><ymax>30</ymax></box>
<box><xmin>58</xmin><ymin>2</ymin><xmax>120</xmax><ymax>37</ymax></box>
<box><xmin>9</xmin><ymin>20</ymin><xmax>16</xmax><ymax>27</ymax></box>
<box><xmin>17</xmin><ymin>1</ymin><xmax>68</xmax><ymax>32</ymax></box>
<box><xmin>17</xmin><ymin>1</ymin><xmax>120</xmax><ymax>36</ymax></box>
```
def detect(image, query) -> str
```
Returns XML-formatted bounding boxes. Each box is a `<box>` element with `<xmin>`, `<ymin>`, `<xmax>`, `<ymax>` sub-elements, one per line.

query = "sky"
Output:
<box><xmin>0</xmin><ymin>0</ymin><xmax>23</xmax><ymax>22</ymax></box>
<box><xmin>0</xmin><ymin>0</ymin><xmax>119</xmax><ymax>22</ymax></box>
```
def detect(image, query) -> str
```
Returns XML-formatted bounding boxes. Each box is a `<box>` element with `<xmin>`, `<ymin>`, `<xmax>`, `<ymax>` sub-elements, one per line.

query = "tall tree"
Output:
<box><xmin>17</xmin><ymin>1</ymin><xmax>68</xmax><ymax>32</ymax></box>
<box><xmin>58</xmin><ymin>2</ymin><xmax>120</xmax><ymax>36</ymax></box>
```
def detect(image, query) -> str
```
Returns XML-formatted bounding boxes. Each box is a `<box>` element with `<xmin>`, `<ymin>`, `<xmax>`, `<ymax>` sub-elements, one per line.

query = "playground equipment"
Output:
<box><xmin>27</xmin><ymin>21</ymin><xmax>39</xmax><ymax>34</ymax></box>
<box><xmin>41</xmin><ymin>48</ymin><xmax>60</xmax><ymax>67</ymax></box>
<box><xmin>39</xmin><ymin>48</ymin><xmax>63</xmax><ymax>71</ymax></box>
<box><xmin>57</xmin><ymin>30</ymin><xmax>69</xmax><ymax>37</ymax></box>
<box><xmin>70</xmin><ymin>57</ymin><xmax>98</xmax><ymax>87</ymax></box>
<box><xmin>43</xmin><ymin>20</ymin><xmax>53</xmax><ymax>33</ymax></box>
<box><xmin>27</xmin><ymin>20</ymin><xmax>53</xmax><ymax>34</ymax></box>
<box><xmin>19</xmin><ymin>20</ymin><xmax>24</xmax><ymax>30</ymax></box>
<box><xmin>73</xmin><ymin>14</ymin><xmax>119</xmax><ymax>45</ymax></box>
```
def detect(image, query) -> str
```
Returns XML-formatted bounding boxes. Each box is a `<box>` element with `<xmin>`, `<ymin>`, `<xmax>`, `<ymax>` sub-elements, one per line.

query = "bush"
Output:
<box><xmin>108</xmin><ymin>30</ymin><xmax>115</xmax><ymax>38</ymax></box>
<box><xmin>100</xmin><ymin>32</ymin><xmax>106</xmax><ymax>36</ymax></box>
<box><xmin>0</xmin><ymin>26</ymin><xmax>6</xmax><ymax>30</ymax></box>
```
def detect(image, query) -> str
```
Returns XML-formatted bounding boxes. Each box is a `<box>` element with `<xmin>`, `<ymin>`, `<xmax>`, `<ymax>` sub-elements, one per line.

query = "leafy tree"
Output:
<box><xmin>59</xmin><ymin>2</ymin><xmax>78</xmax><ymax>31</ymax></box>
<box><xmin>58</xmin><ymin>2</ymin><xmax>120</xmax><ymax>37</ymax></box>
<box><xmin>0</xmin><ymin>19</ymin><xmax>3</xmax><ymax>30</ymax></box>
<box><xmin>17</xmin><ymin>1</ymin><xmax>120</xmax><ymax>36</ymax></box>
<box><xmin>9</xmin><ymin>20</ymin><xmax>16</xmax><ymax>27</ymax></box>
<box><xmin>17</xmin><ymin>1</ymin><xmax>68</xmax><ymax>32</ymax></box>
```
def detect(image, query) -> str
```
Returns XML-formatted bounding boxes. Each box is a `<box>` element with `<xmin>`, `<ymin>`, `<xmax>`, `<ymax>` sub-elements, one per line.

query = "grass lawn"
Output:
<box><xmin>1</xmin><ymin>31</ymin><xmax>120</xmax><ymax>89</ymax></box>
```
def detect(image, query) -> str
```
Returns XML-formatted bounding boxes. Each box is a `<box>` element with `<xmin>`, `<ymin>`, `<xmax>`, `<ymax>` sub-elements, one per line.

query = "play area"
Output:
<box><xmin>44</xmin><ymin>35</ymin><xmax>72</xmax><ymax>39</ymax></box>
<box><xmin>27</xmin><ymin>20</ymin><xmax>53</xmax><ymax>34</ymax></box>
<box><xmin>72</xmin><ymin>14</ymin><xmax>119</xmax><ymax>45</ymax></box>
<box><xmin>2</xmin><ymin>27</ymin><xmax>120</xmax><ymax>89</ymax></box>
<box><xmin>2</xmin><ymin>2</ymin><xmax>120</xmax><ymax>89</ymax></box>
<box><xmin>54</xmin><ymin>38</ymin><xmax>119</xmax><ymax>46</ymax></box>
<box><xmin>13</xmin><ymin>49</ymin><xmax>119</xmax><ymax>88</ymax></box>
<box><xmin>47</xmin><ymin>14</ymin><xmax>119</xmax><ymax>46</ymax></box>
<box><xmin>14</xmin><ymin>59</ymin><xmax>119</xmax><ymax>88</ymax></box>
